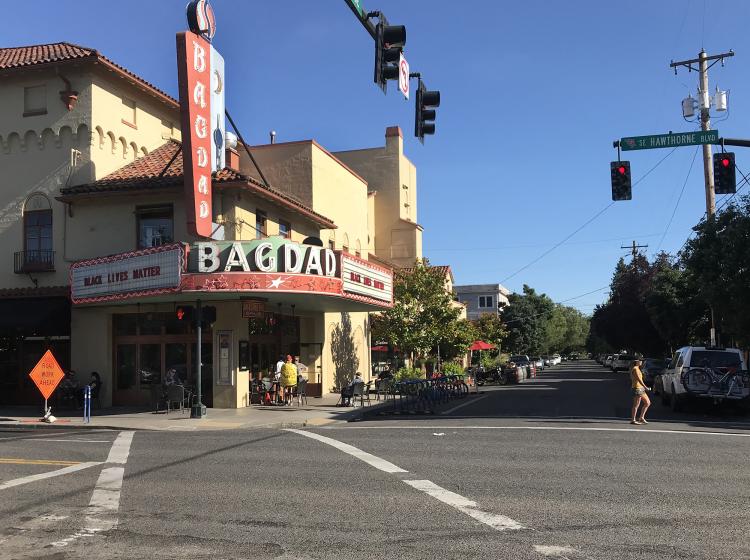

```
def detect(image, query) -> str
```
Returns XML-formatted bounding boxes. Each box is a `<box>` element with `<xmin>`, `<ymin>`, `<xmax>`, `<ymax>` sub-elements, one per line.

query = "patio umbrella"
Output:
<box><xmin>370</xmin><ymin>345</ymin><xmax>389</xmax><ymax>352</ymax></box>
<box><xmin>469</xmin><ymin>340</ymin><xmax>496</xmax><ymax>368</ymax></box>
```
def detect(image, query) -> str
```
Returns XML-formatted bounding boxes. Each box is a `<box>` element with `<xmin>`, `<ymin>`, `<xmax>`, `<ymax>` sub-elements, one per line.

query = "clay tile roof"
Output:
<box><xmin>60</xmin><ymin>140</ymin><xmax>336</xmax><ymax>229</ymax></box>
<box><xmin>0</xmin><ymin>42</ymin><xmax>177</xmax><ymax>107</ymax></box>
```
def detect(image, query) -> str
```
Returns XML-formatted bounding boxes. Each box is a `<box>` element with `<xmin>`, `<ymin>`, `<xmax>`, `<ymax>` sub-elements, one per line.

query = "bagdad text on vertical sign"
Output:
<box><xmin>177</xmin><ymin>0</ymin><xmax>225</xmax><ymax>238</ymax></box>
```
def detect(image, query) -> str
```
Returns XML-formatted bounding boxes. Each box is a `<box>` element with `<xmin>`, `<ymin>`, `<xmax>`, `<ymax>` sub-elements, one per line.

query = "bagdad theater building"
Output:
<box><xmin>0</xmin><ymin>1</ymin><xmax>424</xmax><ymax>408</ymax></box>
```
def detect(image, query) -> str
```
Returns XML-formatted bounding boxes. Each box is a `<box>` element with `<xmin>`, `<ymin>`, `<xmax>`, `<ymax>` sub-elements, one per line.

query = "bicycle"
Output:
<box><xmin>681</xmin><ymin>367</ymin><xmax>750</xmax><ymax>399</ymax></box>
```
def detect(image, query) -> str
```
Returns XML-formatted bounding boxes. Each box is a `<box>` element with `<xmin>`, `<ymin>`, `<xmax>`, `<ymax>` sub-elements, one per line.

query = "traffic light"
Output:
<box><xmin>714</xmin><ymin>152</ymin><xmax>736</xmax><ymax>194</ymax></box>
<box><xmin>176</xmin><ymin>305</ymin><xmax>194</xmax><ymax>322</ymax></box>
<box><xmin>374</xmin><ymin>18</ymin><xmax>406</xmax><ymax>92</ymax></box>
<box><xmin>610</xmin><ymin>161</ymin><xmax>632</xmax><ymax>201</ymax></box>
<box><xmin>415</xmin><ymin>80</ymin><xmax>440</xmax><ymax>143</ymax></box>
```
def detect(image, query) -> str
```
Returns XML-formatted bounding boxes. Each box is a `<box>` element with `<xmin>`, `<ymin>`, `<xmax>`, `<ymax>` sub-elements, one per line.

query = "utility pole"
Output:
<box><xmin>621</xmin><ymin>240</ymin><xmax>648</xmax><ymax>259</ymax></box>
<box><xmin>670</xmin><ymin>49</ymin><xmax>734</xmax><ymax>217</ymax></box>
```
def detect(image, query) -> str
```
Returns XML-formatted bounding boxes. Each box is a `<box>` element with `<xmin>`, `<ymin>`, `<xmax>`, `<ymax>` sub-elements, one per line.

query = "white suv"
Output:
<box><xmin>661</xmin><ymin>346</ymin><xmax>748</xmax><ymax>411</ymax></box>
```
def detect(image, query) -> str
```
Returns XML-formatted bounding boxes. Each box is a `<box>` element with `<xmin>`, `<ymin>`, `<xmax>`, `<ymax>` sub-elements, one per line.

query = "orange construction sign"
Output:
<box><xmin>28</xmin><ymin>350</ymin><xmax>65</xmax><ymax>400</ymax></box>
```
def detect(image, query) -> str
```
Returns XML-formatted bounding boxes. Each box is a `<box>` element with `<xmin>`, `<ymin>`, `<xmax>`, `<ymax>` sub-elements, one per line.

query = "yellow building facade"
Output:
<box><xmin>0</xmin><ymin>42</ymin><xmax>421</xmax><ymax>409</ymax></box>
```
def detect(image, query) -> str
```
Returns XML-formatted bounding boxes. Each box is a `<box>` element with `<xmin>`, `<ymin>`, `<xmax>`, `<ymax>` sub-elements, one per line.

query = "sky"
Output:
<box><xmin>7</xmin><ymin>0</ymin><xmax>750</xmax><ymax>314</ymax></box>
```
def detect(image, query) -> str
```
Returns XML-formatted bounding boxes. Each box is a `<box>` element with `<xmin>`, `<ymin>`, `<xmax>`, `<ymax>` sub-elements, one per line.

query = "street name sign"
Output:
<box><xmin>620</xmin><ymin>130</ymin><xmax>719</xmax><ymax>151</ymax></box>
<box><xmin>29</xmin><ymin>350</ymin><xmax>65</xmax><ymax>400</ymax></box>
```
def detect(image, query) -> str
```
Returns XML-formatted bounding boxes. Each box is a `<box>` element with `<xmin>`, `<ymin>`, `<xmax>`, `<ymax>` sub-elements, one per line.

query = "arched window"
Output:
<box><xmin>342</xmin><ymin>233</ymin><xmax>350</xmax><ymax>254</ymax></box>
<box><xmin>22</xmin><ymin>194</ymin><xmax>53</xmax><ymax>271</ymax></box>
<box><xmin>355</xmin><ymin>239</ymin><xmax>362</xmax><ymax>258</ymax></box>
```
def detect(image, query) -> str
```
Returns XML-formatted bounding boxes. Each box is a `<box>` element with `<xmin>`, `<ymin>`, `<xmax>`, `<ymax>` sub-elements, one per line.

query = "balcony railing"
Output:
<box><xmin>14</xmin><ymin>251</ymin><xmax>55</xmax><ymax>273</ymax></box>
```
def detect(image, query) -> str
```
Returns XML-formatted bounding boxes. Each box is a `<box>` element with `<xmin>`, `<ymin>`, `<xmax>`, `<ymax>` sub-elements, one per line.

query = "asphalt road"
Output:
<box><xmin>1</xmin><ymin>361</ymin><xmax>749</xmax><ymax>559</ymax></box>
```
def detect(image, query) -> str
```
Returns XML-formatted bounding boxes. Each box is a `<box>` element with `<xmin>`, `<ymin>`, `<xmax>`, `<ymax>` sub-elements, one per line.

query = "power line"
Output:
<box><xmin>655</xmin><ymin>146</ymin><xmax>699</xmax><ymax>253</ymax></box>
<box><xmin>499</xmin><ymin>148</ymin><xmax>678</xmax><ymax>284</ymax></box>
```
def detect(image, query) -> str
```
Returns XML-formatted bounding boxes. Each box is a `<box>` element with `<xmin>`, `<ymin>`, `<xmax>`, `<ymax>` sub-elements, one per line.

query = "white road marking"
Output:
<box><xmin>51</xmin><ymin>430</ymin><xmax>135</xmax><ymax>548</ymax></box>
<box><xmin>441</xmin><ymin>394</ymin><xmax>490</xmax><ymax>415</ymax></box>
<box><xmin>404</xmin><ymin>479</ymin><xmax>525</xmax><ymax>531</ymax></box>
<box><xmin>534</xmin><ymin>544</ymin><xmax>585</xmax><ymax>558</ymax></box>
<box><xmin>0</xmin><ymin>511</ymin><xmax>71</xmax><ymax>549</ymax></box>
<box><xmin>0</xmin><ymin>462</ymin><xmax>102</xmax><ymax>491</ymax></box>
<box><xmin>286</xmin><ymin>429</ymin><xmax>525</xmax><ymax>532</ymax></box>
<box><xmin>285</xmin><ymin>429</ymin><xmax>406</xmax><ymax>473</ymax></box>
<box><xmin>105</xmin><ymin>431</ymin><xmax>134</xmax><ymax>463</ymax></box>
<box><xmin>324</xmin><ymin>425</ymin><xmax>750</xmax><ymax>438</ymax></box>
<box><xmin>30</xmin><ymin>439</ymin><xmax>111</xmax><ymax>443</ymax></box>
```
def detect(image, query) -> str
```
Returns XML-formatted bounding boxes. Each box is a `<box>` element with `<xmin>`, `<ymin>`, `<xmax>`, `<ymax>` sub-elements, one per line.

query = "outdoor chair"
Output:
<box><xmin>376</xmin><ymin>379</ymin><xmax>393</xmax><ymax>401</ymax></box>
<box><xmin>166</xmin><ymin>384</ymin><xmax>189</xmax><ymax>414</ymax></box>
<box><xmin>351</xmin><ymin>382</ymin><xmax>370</xmax><ymax>407</ymax></box>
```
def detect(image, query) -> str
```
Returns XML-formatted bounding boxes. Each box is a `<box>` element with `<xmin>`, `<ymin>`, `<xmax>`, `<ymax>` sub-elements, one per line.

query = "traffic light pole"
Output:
<box><xmin>191</xmin><ymin>299</ymin><xmax>206</xmax><ymax>418</ymax></box>
<box><xmin>670</xmin><ymin>49</ymin><xmax>734</xmax><ymax>218</ymax></box>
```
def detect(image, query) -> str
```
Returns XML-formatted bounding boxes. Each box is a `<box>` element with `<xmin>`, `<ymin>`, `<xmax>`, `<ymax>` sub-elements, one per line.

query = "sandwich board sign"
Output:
<box><xmin>29</xmin><ymin>350</ymin><xmax>65</xmax><ymax>401</ymax></box>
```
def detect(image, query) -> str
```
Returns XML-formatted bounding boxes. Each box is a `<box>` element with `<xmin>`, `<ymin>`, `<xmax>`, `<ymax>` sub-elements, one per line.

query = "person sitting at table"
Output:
<box><xmin>164</xmin><ymin>368</ymin><xmax>183</xmax><ymax>386</ymax></box>
<box><xmin>340</xmin><ymin>372</ymin><xmax>364</xmax><ymax>406</ymax></box>
<box><xmin>280</xmin><ymin>355</ymin><xmax>298</xmax><ymax>405</ymax></box>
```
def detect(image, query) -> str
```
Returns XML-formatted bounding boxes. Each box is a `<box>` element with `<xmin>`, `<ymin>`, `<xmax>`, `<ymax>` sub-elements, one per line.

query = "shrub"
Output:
<box><xmin>394</xmin><ymin>367</ymin><xmax>424</xmax><ymax>381</ymax></box>
<box><xmin>441</xmin><ymin>362</ymin><xmax>464</xmax><ymax>377</ymax></box>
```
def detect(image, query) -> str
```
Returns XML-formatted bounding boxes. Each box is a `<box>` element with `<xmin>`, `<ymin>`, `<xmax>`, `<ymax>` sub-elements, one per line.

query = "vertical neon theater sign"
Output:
<box><xmin>177</xmin><ymin>0</ymin><xmax>226</xmax><ymax>237</ymax></box>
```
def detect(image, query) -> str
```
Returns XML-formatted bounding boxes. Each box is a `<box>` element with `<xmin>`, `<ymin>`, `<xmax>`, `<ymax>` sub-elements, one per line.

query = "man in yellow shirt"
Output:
<box><xmin>630</xmin><ymin>358</ymin><xmax>651</xmax><ymax>425</ymax></box>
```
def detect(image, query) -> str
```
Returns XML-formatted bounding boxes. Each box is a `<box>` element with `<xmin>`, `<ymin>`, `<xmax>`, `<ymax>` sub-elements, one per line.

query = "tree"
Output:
<box><xmin>371</xmin><ymin>260</ymin><xmax>466</xmax><ymax>364</ymax></box>
<box><xmin>500</xmin><ymin>285</ymin><xmax>554</xmax><ymax>355</ymax></box>
<box><xmin>589</xmin><ymin>255</ymin><xmax>667</xmax><ymax>356</ymax></box>
<box><xmin>682</xmin><ymin>195</ymin><xmax>750</xmax><ymax>348</ymax></box>
<box><xmin>644</xmin><ymin>254</ymin><xmax>706</xmax><ymax>353</ymax></box>
<box><xmin>473</xmin><ymin>314</ymin><xmax>508</xmax><ymax>350</ymax></box>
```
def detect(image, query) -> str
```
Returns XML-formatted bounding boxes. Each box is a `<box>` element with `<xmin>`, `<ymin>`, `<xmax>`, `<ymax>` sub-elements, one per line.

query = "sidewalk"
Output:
<box><xmin>0</xmin><ymin>393</ymin><xmax>381</xmax><ymax>431</ymax></box>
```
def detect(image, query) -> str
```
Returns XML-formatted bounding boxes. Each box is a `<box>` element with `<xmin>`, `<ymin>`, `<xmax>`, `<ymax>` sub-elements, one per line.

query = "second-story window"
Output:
<box><xmin>24</xmin><ymin>85</ymin><xmax>47</xmax><ymax>116</ymax></box>
<box><xmin>478</xmin><ymin>296</ymin><xmax>494</xmax><ymax>308</ymax></box>
<box><xmin>137</xmin><ymin>206</ymin><xmax>173</xmax><ymax>249</ymax></box>
<box><xmin>256</xmin><ymin>210</ymin><xmax>267</xmax><ymax>239</ymax></box>
<box><xmin>278</xmin><ymin>220</ymin><xmax>291</xmax><ymax>239</ymax></box>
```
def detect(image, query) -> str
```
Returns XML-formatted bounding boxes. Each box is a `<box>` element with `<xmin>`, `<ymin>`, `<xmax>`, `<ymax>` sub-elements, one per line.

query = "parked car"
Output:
<box><xmin>661</xmin><ymin>346</ymin><xmax>748</xmax><ymax>411</ymax></box>
<box><xmin>612</xmin><ymin>354</ymin><xmax>635</xmax><ymax>372</ymax></box>
<box><xmin>532</xmin><ymin>357</ymin><xmax>545</xmax><ymax>371</ymax></box>
<box><xmin>542</xmin><ymin>356</ymin><xmax>552</xmax><ymax>367</ymax></box>
<box><xmin>641</xmin><ymin>358</ymin><xmax>667</xmax><ymax>387</ymax></box>
<box><xmin>551</xmin><ymin>354</ymin><xmax>562</xmax><ymax>365</ymax></box>
<box><xmin>604</xmin><ymin>354</ymin><xmax>615</xmax><ymax>369</ymax></box>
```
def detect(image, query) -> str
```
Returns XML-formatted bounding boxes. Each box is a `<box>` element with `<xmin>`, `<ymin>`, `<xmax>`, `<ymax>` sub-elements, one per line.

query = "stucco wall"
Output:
<box><xmin>70</xmin><ymin>305</ymin><xmax>113</xmax><ymax>406</ymax></box>
<box><xmin>89</xmin><ymin>70</ymin><xmax>179</xmax><ymax>179</ymax></box>
<box><xmin>333</xmin><ymin>130</ymin><xmax>422</xmax><ymax>267</ymax></box>
<box><xmin>322</xmin><ymin>310</ymin><xmax>371</xmax><ymax>393</ymax></box>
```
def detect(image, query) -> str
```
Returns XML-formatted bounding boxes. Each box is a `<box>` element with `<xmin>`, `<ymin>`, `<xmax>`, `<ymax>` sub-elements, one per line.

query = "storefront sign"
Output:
<box><xmin>241</xmin><ymin>300</ymin><xmax>266</xmax><ymax>318</ymax></box>
<box><xmin>341</xmin><ymin>253</ymin><xmax>393</xmax><ymax>303</ymax></box>
<box><xmin>177</xmin><ymin>0</ymin><xmax>225</xmax><ymax>238</ymax></box>
<box><xmin>191</xmin><ymin>239</ymin><xmax>338</xmax><ymax>277</ymax></box>
<box><xmin>71</xmin><ymin>244</ymin><xmax>184</xmax><ymax>304</ymax></box>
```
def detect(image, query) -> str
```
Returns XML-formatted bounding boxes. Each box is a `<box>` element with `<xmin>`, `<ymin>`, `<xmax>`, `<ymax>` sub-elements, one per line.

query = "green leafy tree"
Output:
<box><xmin>682</xmin><ymin>196</ymin><xmax>750</xmax><ymax>348</ymax></box>
<box><xmin>500</xmin><ymin>285</ymin><xmax>554</xmax><ymax>355</ymax></box>
<box><xmin>371</xmin><ymin>260</ymin><xmax>466</xmax><ymax>364</ymax></box>
<box><xmin>473</xmin><ymin>314</ymin><xmax>508</xmax><ymax>350</ymax></box>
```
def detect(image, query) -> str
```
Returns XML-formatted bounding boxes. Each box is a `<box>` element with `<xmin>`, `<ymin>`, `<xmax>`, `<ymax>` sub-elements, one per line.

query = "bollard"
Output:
<box><xmin>83</xmin><ymin>385</ymin><xmax>91</xmax><ymax>423</ymax></box>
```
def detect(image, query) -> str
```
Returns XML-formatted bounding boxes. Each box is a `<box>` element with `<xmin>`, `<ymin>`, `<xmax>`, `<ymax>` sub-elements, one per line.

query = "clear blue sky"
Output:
<box><xmin>8</xmin><ymin>0</ymin><xmax>750</xmax><ymax>313</ymax></box>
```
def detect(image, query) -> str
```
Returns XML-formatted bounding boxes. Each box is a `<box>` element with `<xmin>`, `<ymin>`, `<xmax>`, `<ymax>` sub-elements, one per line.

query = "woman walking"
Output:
<box><xmin>630</xmin><ymin>358</ymin><xmax>650</xmax><ymax>425</ymax></box>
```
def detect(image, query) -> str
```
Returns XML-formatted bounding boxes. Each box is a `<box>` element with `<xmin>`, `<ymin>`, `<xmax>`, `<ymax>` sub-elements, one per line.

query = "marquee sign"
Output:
<box><xmin>183</xmin><ymin>238</ymin><xmax>393</xmax><ymax>306</ymax></box>
<box><xmin>190</xmin><ymin>239</ymin><xmax>338</xmax><ymax>276</ymax></box>
<box><xmin>177</xmin><ymin>0</ymin><xmax>225</xmax><ymax>238</ymax></box>
<box><xmin>340</xmin><ymin>253</ymin><xmax>393</xmax><ymax>303</ymax></box>
<box><xmin>70</xmin><ymin>244</ymin><xmax>184</xmax><ymax>304</ymax></box>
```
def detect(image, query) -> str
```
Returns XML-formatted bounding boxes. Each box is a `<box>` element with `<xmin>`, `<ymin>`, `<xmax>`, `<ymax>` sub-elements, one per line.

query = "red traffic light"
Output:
<box><xmin>618</xmin><ymin>166</ymin><xmax>626</xmax><ymax>175</ymax></box>
<box><xmin>722</xmin><ymin>158</ymin><xmax>731</xmax><ymax>168</ymax></box>
<box><xmin>176</xmin><ymin>308</ymin><xmax>186</xmax><ymax>320</ymax></box>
